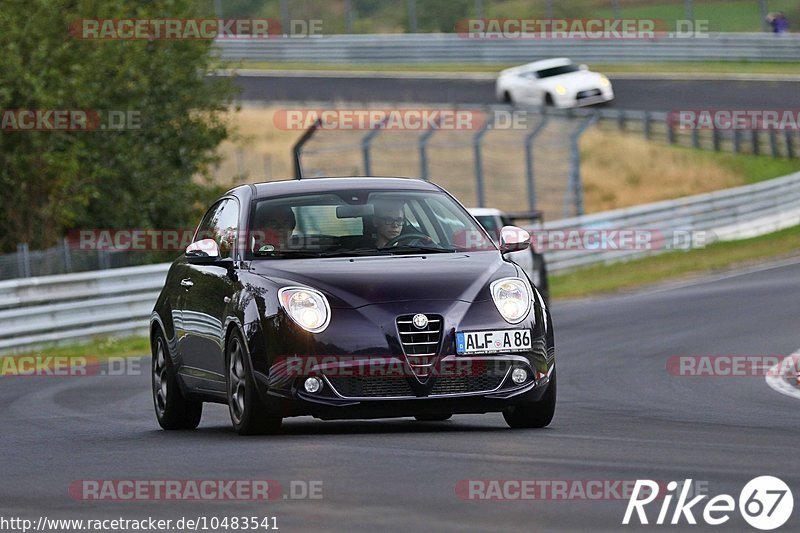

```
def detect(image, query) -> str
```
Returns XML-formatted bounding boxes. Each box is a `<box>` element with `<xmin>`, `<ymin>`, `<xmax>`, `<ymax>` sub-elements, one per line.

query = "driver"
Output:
<box><xmin>371</xmin><ymin>199</ymin><xmax>405</xmax><ymax>248</ymax></box>
<box><xmin>252</xmin><ymin>204</ymin><xmax>296</xmax><ymax>251</ymax></box>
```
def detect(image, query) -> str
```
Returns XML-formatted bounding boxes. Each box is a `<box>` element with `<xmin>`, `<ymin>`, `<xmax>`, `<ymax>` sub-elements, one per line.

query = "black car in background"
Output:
<box><xmin>150</xmin><ymin>177</ymin><xmax>555</xmax><ymax>435</ymax></box>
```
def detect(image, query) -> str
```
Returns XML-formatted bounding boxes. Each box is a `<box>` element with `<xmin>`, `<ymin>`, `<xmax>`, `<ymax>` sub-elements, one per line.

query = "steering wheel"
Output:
<box><xmin>383</xmin><ymin>232</ymin><xmax>435</xmax><ymax>248</ymax></box>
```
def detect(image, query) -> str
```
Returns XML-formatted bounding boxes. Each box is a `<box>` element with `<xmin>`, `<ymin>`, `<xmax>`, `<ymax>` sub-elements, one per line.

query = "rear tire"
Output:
<box><xmin>544</xmin><ymin>93</ymin><xmax>554</xmax><ymax>106</ymax></box>
<box><xmin>414</xmin><ymin>414</ymin><xmax>452</xmax><ymax>422</ymax></box>
<box><xmin>226</xmin><ymin>331</ymin><xmax>282</xmax><ymax>436</ymax></box>
<box><xmin>503</xmin><ymin>368</ymin><xmax>556</xmax><ymax>429</ymax></box>
<box><xmin>503</xmin><ymin>91</ymin><xmax>513</xmax><ymax>104</ymax></box>
<box><xmin>151</xmin><ymin>331</ymin><xmax>202</xmax><ymax>430</ymax></box>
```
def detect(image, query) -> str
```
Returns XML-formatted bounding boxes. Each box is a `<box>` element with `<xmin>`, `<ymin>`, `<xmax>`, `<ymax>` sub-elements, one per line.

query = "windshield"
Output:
<box><xmin>248</xmin><ymin>189</ymin><xmax>496</xmax><ymax>258</ymax></box>
<box><xmin>536</xmin><ymin>64</ymin><xmax>578</xmax><ymax>78</ymax></box>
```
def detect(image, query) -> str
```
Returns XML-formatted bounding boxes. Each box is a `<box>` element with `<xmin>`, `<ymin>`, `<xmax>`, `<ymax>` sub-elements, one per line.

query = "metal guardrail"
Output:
<box><xmin>1</xmin><ymin>171</ymin><xmax>799</xmax><ymax>353</ymax></box>
<box><xmin>216</xmin><ymin>33</ymin><xmax>800</xmax><ymax>64</ymax></box>
<box><xmin>538</xmin><ymin>171</ymin><xmax>800</xmax><ymax>272</ymax></box>
<box><xmin>0</xmin><ymin>263</ymin><xmax>170</xmax><ymax>353</ymax></box>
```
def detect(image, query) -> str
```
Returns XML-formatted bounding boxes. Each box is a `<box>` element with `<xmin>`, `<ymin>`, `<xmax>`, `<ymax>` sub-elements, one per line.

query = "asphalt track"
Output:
<box><xmin>2</xmin><ymin>258</ymin><xmax>799</xmax><ymax>532</ymax></box>
<box><xmin>233</xmin><ymin>74</ymin><xmax>800</xmax><ymax>111</ymax></box>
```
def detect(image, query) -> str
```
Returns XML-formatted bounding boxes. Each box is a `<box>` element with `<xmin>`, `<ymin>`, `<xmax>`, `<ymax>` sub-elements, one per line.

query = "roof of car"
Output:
<box><xmin>231</xmin><ymin>177</ymin><xmax>442</xmax><ymax>199</ymax></box>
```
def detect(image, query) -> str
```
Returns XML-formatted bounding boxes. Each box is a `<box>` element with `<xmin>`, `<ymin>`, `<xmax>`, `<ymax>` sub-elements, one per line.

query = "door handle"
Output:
<box><xmin>180</xmin><ymin>278</ymin><xmax>194</xmax><ymax>288</ymax></box>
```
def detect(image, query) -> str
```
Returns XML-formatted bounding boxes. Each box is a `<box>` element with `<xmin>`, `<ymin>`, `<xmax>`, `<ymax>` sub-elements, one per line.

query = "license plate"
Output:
<box><xmin>456</xmin><ymin>329</ymin><xmax>532</xmax><ymax>355</ymax></box>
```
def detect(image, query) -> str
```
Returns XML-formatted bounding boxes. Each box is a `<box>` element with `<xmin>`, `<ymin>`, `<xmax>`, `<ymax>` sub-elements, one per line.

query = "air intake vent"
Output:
<box><xmin>396</xmin><ymin>314</ymin><xmax>443</xmax><ymax>379</ymax></box>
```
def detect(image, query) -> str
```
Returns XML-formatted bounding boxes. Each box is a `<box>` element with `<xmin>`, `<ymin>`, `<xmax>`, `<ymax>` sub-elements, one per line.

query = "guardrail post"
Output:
<box><xmin>751</xmin><ymin>130</ymin><xmax>760</xmax><ymax>155</ymax></box>
<box><xmin>566</xmin><ymin>113</ymin><xmax>598</xmax><ymax>218</ymax></box>
<box><xmin>643</xmin><ymin>111</ymin><xmax>651</xmax><ymax>140</ymax></box>
<box><xmin>786</xmin><ymin>131</ymin><xmax>796</xmax><ymax>159</ymax></box>
<box><xmin>768</xmin><ymin>130</ymin><xmax>779</xmax><ymax>158</ymax></box>
<box><xmin>473</xmin><ymin>112</ymin><xmax>494</xmax><ymax>208</ymax></box>
<box><xmin>418</xmin><ymin>116</ymin><xmax>441</xmax><ymax>181</ymax></box>
<box><xmin>17</xmin><ymin>243</ymin><xmax>31</xmax><ymax>278</ymax></box>
<box><xmin>524</xmin><ymin>114</ymin><xmax>549</xmax><ymax>212</ymax></box>
<box><xmin>616</xmin><ymin>110</ymin><xmax>625</xmax><ymax>131</ymax></box>
<box><xmin>361</xmin><ymin>118</ymin><xmax>388</xmax><ymax>176</ymax></box>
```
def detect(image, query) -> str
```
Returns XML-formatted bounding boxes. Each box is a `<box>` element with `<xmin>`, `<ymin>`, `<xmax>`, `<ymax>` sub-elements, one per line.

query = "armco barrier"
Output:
<box><xmin>1</xmin><ymin>171</ymin><xmax>799</xmax><ymax>353</ymax></box>
<box><xmin>215</xmin><ymin>33</ymin><xmax>800</xmax><ymax>64</ymax></box>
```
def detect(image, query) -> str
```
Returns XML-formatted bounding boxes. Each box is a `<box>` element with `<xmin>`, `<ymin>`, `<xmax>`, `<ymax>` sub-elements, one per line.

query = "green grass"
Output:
<box><xmin>11</xmin><ymin>335</ymin><xmax>150</xmax><ymax>359</ymax></box>
<box><xmin>708</xmin><ymin>152</ymin><xmax>800</xmax><ymax>184</ymax></box>
<box><xmin>225</xmin><ymin>60</ymin><xmax>800</xmax><ymax>76</ymax></box>
<box><xmin>550</xmin><ymin>223</ymin><xmax>800</xmax><ymax>299</ymax></box>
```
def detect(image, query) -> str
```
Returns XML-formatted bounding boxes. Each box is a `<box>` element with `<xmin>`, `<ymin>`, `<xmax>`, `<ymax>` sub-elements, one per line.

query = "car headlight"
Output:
<box><xmin>490</xmin><ymin>278</ymin><xmax>532</xmax><ymax>324</ymax></box>
<box><xmin>278</xmin><ymin>287</ymin><xmax>331</xmax><ymax>333</ymax></box>
<box><xmin>555</xmin><ymin>84</ymin><xmax>567</xmax><ymax>95</ymax></box>
<box><xmin>599</xmin><ymin>75</ymin><xmax>611</xmax><ymax>87</ymax></box>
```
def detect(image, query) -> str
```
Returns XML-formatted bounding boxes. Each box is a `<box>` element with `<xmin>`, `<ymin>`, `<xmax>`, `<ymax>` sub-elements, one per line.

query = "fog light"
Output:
<box><xmin>304</xmin><ymin>377</ymin><xmax>323</xmax><ymax>393</ymax></box>
<box><xmin>511</xmin><ymin>368</ymin><xmax>528</xmax><ymax>384</ymax></box>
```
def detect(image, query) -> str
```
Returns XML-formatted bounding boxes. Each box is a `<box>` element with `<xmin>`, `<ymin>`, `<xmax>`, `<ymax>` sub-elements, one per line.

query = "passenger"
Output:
<box><xmin>252</xmin><ymin>205</ymin><xmax>296</xmax><ymax>251</ymax></box>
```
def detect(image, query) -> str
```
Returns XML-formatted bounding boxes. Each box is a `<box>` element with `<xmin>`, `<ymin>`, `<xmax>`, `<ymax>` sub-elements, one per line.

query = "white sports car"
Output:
<box><xmin>495</xmin><ymin>57</ymin><xmax>614</xmax><ymax>108</ymax></box>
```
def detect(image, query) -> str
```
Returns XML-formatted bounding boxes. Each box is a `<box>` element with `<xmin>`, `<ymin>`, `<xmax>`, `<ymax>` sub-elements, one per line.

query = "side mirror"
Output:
<box><xmin>579</xmin><ymin>63</ymin><xmax>589</xmax><ymax>71</ymax></box>
<box><xmin>185</xmin><ymin>238</ymin><xmax>220</xmax><ymax>264</ymax></box>
<box><xmin>499</xmin><ymin>225</ymin><xmax>531</xmax><ymax>253</ymax></box>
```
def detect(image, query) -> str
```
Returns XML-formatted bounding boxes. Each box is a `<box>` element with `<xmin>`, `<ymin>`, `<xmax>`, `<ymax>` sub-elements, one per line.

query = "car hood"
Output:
<box><xmin>538</xmin><ymin>71</ymin><xmax>604</xmax><ymax>89</ymax></box>
<box><xmin>250</xmin><ymin>251</ymin><xmax>517</xmax><ymax>309</ymax></box>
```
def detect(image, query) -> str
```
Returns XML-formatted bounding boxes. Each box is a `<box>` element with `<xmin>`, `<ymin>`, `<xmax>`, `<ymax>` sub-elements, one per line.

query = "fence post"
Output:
<box><xmin>785</xmin><ymin>130</ymin><xmax>795</xmax><ymax>159</ymax></box>
<box><xmin>407</xmin><ymin>0</ymin><xmax>417</xmax><ymax>32</ymax></box>
<box><xmin>292</xmin><ymin>118</ymin><xmax>321</xmax><ymax>179</ymax></box>
<box><xmin>733</xmin><ymin>129</ymin><xmax>741</xmax><ymax>153</ymax></box>
<box><xmin>768</xmin><ymin>130</ymin><xmax>778</xmax><ymax>158</ymax></box>
<box><xmin>643</xmin><ymin>111</ymin><xmax>651</xmax><ymax>140</ymax></box>
<box><xmin>17</xmin><ymin>243</ymin><xmax>31</xmax><ymax>278</ymax></box>
<box><xmin>473</xmin><ymin>112</ymin><xmax>494</xmax><ymax>208</ymax></box>
<box><xmin>566</xmin><ymin>113</ymin><xmax>598</xmax><ymax>218</ymax></box>
<box><xmin>712</xmin><ymin>126</ymin><xmax>720</xmax><ymax>151</ymax></box>
<box><xmin>691</xmin><ymin>127</ymin><xmax>700</xmax><ymax>149</ymax></box>
<box><xmin>751</xmin><ymin>130</ymin><xmax>760</xmax><ymax>155</ymax></box>
<box><xmin>361</xmin><ymin>117</ymin><xmax>388</xmax><ymax>176</ymax></box>
<box><xmin>418</xmin><ymin>117</ymin><xmax>441</xmax><ymax>181</ymax></box>
<box><xmin>62</xmin><ymin>237</ymin><xmax>72</xmax><ymax>273</ymax></box>
<box><xmin>524</xmin><ymin>114</ymin><xmax>549</xmax><ymax>212</ymax></box>
<box><xmin>617</xmin><ymin>110</ymin><xmax>625</xmax><ymax>131</ymax></box>
<box><xmin>667</xmin><ymin>120</ymin><xmax>676</xmax><ymax>145</ymax></box>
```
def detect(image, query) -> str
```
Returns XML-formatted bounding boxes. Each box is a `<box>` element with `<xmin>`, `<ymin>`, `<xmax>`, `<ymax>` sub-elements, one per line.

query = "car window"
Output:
<box><xmin>248</xmin><ymin>189</ymin><xmax>496</xmax><ymax>257</ymax></box>
<box><xmin>195</xmin><ymin>198</ymin><xmax>239</xmax><ymax>259</ymax></box>
<box><xmin>536</xmin><ymin>65</ymin><xmax>579</xmax><ymax>78</ymax></box>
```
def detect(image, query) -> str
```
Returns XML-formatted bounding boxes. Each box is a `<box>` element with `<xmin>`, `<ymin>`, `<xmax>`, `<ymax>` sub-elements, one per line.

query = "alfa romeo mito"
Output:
<box><xmin>150</xmin><ymin>177</ymin><xmax>555</xmax><ymax>434</ymax></box>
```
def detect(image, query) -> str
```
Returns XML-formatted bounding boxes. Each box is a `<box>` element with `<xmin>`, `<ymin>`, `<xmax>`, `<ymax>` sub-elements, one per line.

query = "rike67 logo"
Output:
<box><xmin>623</xmin><ymin>477</ymin><xmax>793</xmax><ymax>530</ymax></box>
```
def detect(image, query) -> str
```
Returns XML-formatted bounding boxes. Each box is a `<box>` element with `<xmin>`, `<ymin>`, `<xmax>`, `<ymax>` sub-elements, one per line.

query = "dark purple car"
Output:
<box><xmin>150</xmin><ymin>177</ymin><xmax>555</xmax><ymax>435</ymax></box>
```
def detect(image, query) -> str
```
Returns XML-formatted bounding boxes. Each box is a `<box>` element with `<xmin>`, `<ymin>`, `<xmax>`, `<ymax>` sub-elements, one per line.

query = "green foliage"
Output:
<box><xmin>0</xmin><ymin>0</ymin><xmax>236</xmax><ymax>253</ymax></box>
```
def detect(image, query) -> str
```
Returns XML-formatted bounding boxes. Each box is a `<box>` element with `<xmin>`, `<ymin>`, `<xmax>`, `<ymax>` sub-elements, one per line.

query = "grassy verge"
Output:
<box><xmin>550</xmin><ymin>224</ymin><xmax>800</xmax><ymax>299</ymax></box>
<box><xmin>10</xmin><ymin>336</ymin><xmax>150</xmax><ymax>359</ymax></box>
<box><xmin>225</xmin><ymin>60</ymin><xmax>800</xmax><ymax>76</ymax></box>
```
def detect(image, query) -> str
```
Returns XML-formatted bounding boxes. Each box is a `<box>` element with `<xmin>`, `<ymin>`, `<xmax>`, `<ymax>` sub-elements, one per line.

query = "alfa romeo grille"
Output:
<box><xmin>396</xmin><ymin>314</ymin><xmax>443</xmax><ymax>379</ymax></box>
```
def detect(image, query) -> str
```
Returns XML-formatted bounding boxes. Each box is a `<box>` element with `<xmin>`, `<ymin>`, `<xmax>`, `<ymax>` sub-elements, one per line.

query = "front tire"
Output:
<box><xmin>503</xmin><ymin>368</ymin><xmax>556</xmax><ymax>429</ymax></box>
<box><xmin>151</xmin><ymin>331</ymin><xmax>202</xmax><ymax>430</ymax></box>
<box><xmin>226</xmin><ymin>331</ymin><xmax>282</xmax><ymax>436</ymax></box>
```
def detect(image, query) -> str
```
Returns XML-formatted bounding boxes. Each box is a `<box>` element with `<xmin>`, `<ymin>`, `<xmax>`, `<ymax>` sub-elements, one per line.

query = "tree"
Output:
<box><xmin>0</xmin><ymin>0</ymin><xmax>237</xmax><ymax>253</ymax></box>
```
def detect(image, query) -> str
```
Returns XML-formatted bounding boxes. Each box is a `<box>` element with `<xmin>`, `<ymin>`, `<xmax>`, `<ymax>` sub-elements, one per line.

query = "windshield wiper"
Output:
<box><xmin>379</xmin><ymin>245</ymin><xmax>457</xmax><ymax>254</ymax></box>
<box><xmin>318</xmin><ymin>248</ymin><xmax>393</xmax><ymax>257</ymax></box>
<box><xmin>252</xmin><ymin>250</ymin><xmax>323</xmax><ymax>258</ymax></box>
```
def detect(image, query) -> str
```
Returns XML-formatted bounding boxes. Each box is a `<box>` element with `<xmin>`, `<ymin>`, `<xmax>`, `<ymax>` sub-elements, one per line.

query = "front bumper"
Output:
<box><xmin>556</xmin><ymin>86</ymin><xmax>614</xmax><ymax>108</ymax></box>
